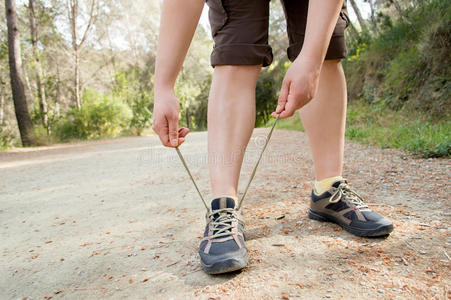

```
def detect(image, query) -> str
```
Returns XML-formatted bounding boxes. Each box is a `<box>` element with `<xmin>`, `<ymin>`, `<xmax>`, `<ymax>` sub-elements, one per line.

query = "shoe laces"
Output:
<box><xmin>204</xmin><ymin>208</ymin><xmax>238</xmax><ymax>240</ymax></box>
<box><xmin>329</xmin><ymin>182</ymin><xmax>369</xmax><ymax>211</ymax></box>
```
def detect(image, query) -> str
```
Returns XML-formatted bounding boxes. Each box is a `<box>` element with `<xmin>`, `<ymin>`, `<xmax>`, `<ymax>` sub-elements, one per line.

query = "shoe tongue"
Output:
<box><xmin>332</xmin><ymin>179</ymin><xmax>347</xmax><ymax>188</ymax></box>
<box><xmin>211</xmin><ymin>197</ymin><xmax>236</xmax><ymax>211</ymax></box>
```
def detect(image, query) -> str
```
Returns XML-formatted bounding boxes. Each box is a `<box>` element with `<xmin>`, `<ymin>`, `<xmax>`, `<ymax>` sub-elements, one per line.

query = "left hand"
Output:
<box><xmin>271</xmin><ymin>56</ymin><xmax>322</xmax><ymax>119</ymax></box>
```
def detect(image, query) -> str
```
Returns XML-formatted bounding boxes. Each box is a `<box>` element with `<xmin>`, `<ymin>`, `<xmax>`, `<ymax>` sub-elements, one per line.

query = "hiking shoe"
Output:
<box><xmin>198</xmin><ymin>196</ymin><xmax>248</xmax><ymax>274</ymax></box>
<box><xmin>308</xmin><ymin>179</ymin><xmax>394</xmax><ymax>237</ymax></box>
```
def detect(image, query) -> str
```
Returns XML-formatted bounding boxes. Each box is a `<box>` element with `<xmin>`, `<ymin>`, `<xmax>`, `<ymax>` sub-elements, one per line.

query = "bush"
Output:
<box><xmin>343</xmin><ymin>0</ymin><xmax>451</xmax><ymax>118</ymax></box>
<box><xmin>255</xmin><ymin>61</ymin><xmax>288</xmax><ymax>127</ymax></box>
<box><xmin>343</xmin><ymin>101</ymin><xmax>451</xmax><ymax>158</ymax></box>
<box><xmin>0</xmin><ymin>125</ymin><xmax>16</xmax><ymax>149</ymax></box>
<box><xmin>55</xmin><ymin>89</ymin><xmax>131</xmax><ymax>141</ymax></box>
<box><xmin>256</xmin><ymin>72</ymin><xmax>278</xmax><ymax>127</ymax></box>
<box><xmin>112</xmin><ymin>69</ymin><xmax>153</xmax><ymax>135</ymax></box>
<box><xmin>130</xmin><ymin>97</ymin><xmax>152</xmax><ymax>136</ymax></box>
<box><xmin>423</xmin><ymin>140</ymin><xmax>451</xmax><ymax>158</ymax></box>
<box><xmin>275</xmin><ymin>100</ymin><xmax>451</xmax><ymax>158</ymax></box>
<box><xmin>191</xmin><ymin>76</ymin><xmax>211</xmax><ymax>131</ymax></box>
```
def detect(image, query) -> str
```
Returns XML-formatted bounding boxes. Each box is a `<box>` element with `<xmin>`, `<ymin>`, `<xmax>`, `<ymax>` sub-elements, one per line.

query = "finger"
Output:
<box><xmin>156</xmin><ymin>130</ymin><xmax>172</xmax><ymax>147</ymax></box>
<box><xmin>177</xmin><ymin>137</ymin><xmax>186</xmax><ymax>145</ymax></box>
<box><xmin>154</xmin><ymin>120</ymin><xmax>172</xmax><ymax>147</ymax></box>
<box><xmin>178</xmin><ymin>127</ymin><xmax>190</xmax><ymax>138</ymax></box>
<box><xmin>156</xmin><ymin>127</ymin><xmax>172</xmax><ymax>147</ymax></box>
<box><xmin>275</xmin><ymin>80</ymin><xmax>290</xmax><ymax>114</ymax></box>
<box><xmin>278</xmin><ymin>110</ymin><xmax>293</xmax><ymax>119</ymax></box>
<box><xmin>168</xmin><ymin>115</ymin><xmax>179</xmax><ymax>147</ymax></box>
<box><xmin>278</xmin><ymin>96</ymin><xmax>296</xmax><ymax>119</ymax></box>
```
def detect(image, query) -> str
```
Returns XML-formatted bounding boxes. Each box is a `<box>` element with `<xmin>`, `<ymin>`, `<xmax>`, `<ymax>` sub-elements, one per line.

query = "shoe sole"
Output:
<box><xmin>308</xmin><ymin>209</ymin><xmax>393</xmax><ymax>237</ymax></box>
<box><xmin>201</xmin><ymin>252</ymin><xmax>249</xmax><ymax>275</ymax></box>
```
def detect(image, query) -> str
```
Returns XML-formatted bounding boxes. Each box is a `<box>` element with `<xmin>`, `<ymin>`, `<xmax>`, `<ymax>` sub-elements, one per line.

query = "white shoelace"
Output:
<box><xmin>202</xmin><ymin>208</ymin><xmax>239</xmax><ymax>240</ymax></box>
<box><xmin>329</xmin><ymin>182</ymin><xmax>370</xmax><ymax>211</ymax></box>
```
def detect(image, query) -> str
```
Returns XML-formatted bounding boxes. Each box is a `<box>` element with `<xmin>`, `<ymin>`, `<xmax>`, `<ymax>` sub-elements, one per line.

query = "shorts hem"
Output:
<box><xmin>287</xmin><ymin>35</ymin><xmax>347</xmax><ymax>62</ymax></box>
<box><xmin>211</xmin><ymin>44</ymin><xmax>273</xmax><ymax>68</ymax></box>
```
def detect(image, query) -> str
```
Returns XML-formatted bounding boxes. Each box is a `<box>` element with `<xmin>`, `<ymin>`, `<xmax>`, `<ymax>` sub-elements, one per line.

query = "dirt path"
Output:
<box><xmin>1</xmin><ymin>129</ymin><xmax>450</xmax><ymax>299</ymax></box>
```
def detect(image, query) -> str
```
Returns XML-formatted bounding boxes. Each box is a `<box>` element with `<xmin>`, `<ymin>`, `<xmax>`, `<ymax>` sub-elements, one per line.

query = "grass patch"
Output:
<box><xmin>267</xmin><ymin>101</ymin><xmax>450</xmax><ymax>158</ymax></box>
<box><xmin>274</xmin><ymin>114</ymin><xmax>303</xmax><ymax>131</ymax></box>
<box><xmin>345</xmin><ymin>100</ymin><xmax>450</xmax><ymax>158</ymax></box>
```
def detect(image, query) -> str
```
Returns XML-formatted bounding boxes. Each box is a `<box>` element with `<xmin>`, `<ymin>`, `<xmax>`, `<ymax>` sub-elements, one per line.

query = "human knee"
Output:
<box><xmin>215</xmin><ymin>65</ymin><xmax>261</xmax><ymax>82</ymax></box>
<box><xmin>321</xmin><ymin>59</ymin><xmax>345</xmax><ymax>76</ymax></box>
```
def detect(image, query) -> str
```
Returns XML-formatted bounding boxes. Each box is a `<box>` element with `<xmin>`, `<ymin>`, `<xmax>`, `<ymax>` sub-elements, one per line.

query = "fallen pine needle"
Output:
<box><xmin>167</xmin><ymin>261</ymin><xmax>179</xmax><ymax>267</ymax></box>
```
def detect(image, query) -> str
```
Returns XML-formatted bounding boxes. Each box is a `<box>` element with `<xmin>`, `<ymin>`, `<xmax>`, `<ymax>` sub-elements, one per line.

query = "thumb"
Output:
<box><xmin>276</xmin><ymin>80</ymin><xmax>290</xmax><ymax>114</ymax></box>
<box><xmin>168</xmin><ymin>116</ymin><xmax>179</xmax><ymax>147</ymax></box>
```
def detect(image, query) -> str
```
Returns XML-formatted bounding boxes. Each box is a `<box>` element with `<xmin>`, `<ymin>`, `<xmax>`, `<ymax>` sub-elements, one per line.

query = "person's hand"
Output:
<box><xmin>271</xmin><ymin>56</ymin><xmax>322</xmax><ymax>119</ymax></box>
<box><xmin>152</xmin><ymin>89</ymin><xmax>190</xmax><ymax>147</ymax></box>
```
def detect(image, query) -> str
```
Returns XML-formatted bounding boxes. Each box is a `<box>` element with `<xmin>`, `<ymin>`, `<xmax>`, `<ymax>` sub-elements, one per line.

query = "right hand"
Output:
<box><xmin>271</xmin><ymin>55</ymin><xmax>321</xmax><ymax>119</ymax></box>
<box><xmin>152</xmin><ymin>89</ymin><xmax>190</xmax><ymax>147</ymax></box>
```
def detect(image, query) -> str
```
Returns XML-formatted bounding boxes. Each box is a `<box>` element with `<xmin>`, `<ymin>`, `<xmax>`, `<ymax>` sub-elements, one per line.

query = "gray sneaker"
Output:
<box><xmin>198</xmin><ymin>197</ymin><xmax>248</xmax><ymax>274</ymax></box>
<box><xmin>308</xmin><ymin>179</ymin><xmax>394</xmax><ymax>237</ymax></box>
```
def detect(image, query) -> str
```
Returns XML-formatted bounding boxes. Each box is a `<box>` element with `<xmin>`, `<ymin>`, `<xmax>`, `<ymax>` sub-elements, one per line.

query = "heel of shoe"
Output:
<box><xmin>308</xmin><ymin>209</ymin><xmax>328</xmax><ymax>222</ymax></box>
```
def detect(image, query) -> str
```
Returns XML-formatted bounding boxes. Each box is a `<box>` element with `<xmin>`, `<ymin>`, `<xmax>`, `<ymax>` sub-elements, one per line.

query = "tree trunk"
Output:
<box><xmin>55</xmin><ymin>60</ymin><xmax>61</xmax><ymax>118</ymax></box>
<box><xmin>5</xmin><ymin>0</ymin><xmax>37</xmax><ymax>146</ymax></box>
<box><xmin>69</xmin><ymin>0</ymin><xmax>81</xmax><ymax>109</ymax></box>
<box><xmin>368</xmin><ymin>0</ymin><xmax>379</xmax><ymax>35</ymax></box>
<box><xmin>185</xmin><ymin>108</ymin><xmax>191</xmax><ymax>129</ymax></box>
<box><xmin>68</xmin><ymin>0</ymin><xmax>97</xmax><ymax>109</ymax></box>
<box><xmin>28</xmin><ymin>0</ymin><xmax>49</xmax><ymax>134</ymax></box>
<box><xmin>349</xmin><ymin>0</ymin><xmax>369</xmax><ymax>32</ymax></box>
<box><xmin>74</xmin><ymin>48</ymin><xmax>81</xmax><ymax>109</ymax></box>
<box><xmin>24</xmin><ymin>68</ymin><xmax>34</xmax><ymax>111</ymax></box>
<box><xmin>0</xmin><ymin>92</ymin><xmax>4</xmax><ymax>125</ymax></box>
<box><xmin>388</xmin><ymin>0</ymin><xmax>408</xmax><ymax>21</ymax></box>
<box><xmin>107</xmin><ymin>28</ymin><xmax>118</xmax><ymax>87</ymax></box>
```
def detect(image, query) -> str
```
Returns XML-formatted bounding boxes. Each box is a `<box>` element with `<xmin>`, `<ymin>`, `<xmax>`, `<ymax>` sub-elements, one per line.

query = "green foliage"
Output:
<box><xmin>190</xmin><ymin>76</ymin><xmax>211</xmax><ymax>131</ymax></box>
<box><xmin>383</xmin><ymin>47</ymin><xmax>425</xmax><ymax>109</ymax></box>
<box><xmin>344</xmin><ymin>0</ymin><xmax>451</xmax><ymax>118</ymax></box>
<box><xmin>55</xmin><ymin>89</ymin><xmax>131</xmax><ymax>141</ymax></box>
<box><xmin>1</xmin><ymin>0</ymin><xmax>448</xmax><ymax>160</ymax></box>
<box><xmin>255</xmin><ymin>61</ymin><xmax>288</xmax><ymax>127</ymax></box>
<box><xmin>423</xmin><ymin>141</ymin><xmax>451</xmax><ymax>158</ymax></box>
<box><xmin>0</xmin><ymin>38</ymin><xmax>8</xmax><ymax>61</ymax></box>
<box><xmin>273</xmin><ymin>100</ymin><xmax>450</xmax><ymax>158</ymax></box>
<box><xmin>344</xmin><ymin>101</ymin><xmax>450</xmax><ymax>158</ymax></box>
<box><xmin>274</xmin><ymin>114</ymin><xmax>303</xmax><ymax>131</ymax></box>
<box><xmin>113</xmin><ymin>69</ymin><xmax>153</xmax><ymax>135</ymax></box>
<box><xmin>130</xmin><ymin>97</ymin><xmax>152</xmax><ymax>136</ymax></box>
<box><xmin>256</xmin><ymin>72</ymin><xmax>278</xmax><ymax>127</ymax></box>
<box><xmin>172</xmin><ymin>25</ymin><xmax>213</xmax><ymax>131</ymax></box>
<box><xmin>0</xmin><ymin>126</ymin><xmax>15</xmax><ymax>150</ymax></box>
<box><xmin>175</xmin><ymin>77</ymin><xmax>201</xmax><ymax>129</ymax></box>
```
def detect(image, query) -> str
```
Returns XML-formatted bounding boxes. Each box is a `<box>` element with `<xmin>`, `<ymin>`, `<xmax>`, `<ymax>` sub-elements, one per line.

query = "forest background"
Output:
<box><xmin>1</xmin><ymin>0</ymin><xmax>449</xmax><ymax>158</ymax></box>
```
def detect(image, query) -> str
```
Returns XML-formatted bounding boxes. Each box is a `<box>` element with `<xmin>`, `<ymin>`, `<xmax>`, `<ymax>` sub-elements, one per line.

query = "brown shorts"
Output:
<box><xmin>206</xmin><ymin>0</ymin><xmax>350</xmax><ymax>67</ymax></box>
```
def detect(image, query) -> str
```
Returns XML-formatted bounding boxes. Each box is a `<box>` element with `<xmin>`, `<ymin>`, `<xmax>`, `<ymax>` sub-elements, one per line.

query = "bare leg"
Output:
<box><xmin>208</xmin><ymin>65</ymin><xmax>261</xmax><ymax>198</ymax></box>
<box><xmin>299</xmin><ymin>59</ymin><xmax>347</xmax><ymax>181</ymax></box>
